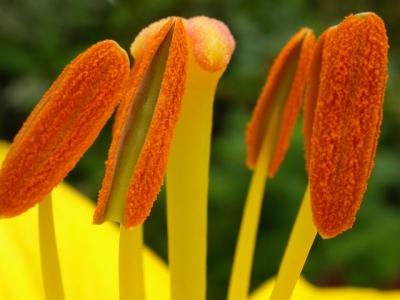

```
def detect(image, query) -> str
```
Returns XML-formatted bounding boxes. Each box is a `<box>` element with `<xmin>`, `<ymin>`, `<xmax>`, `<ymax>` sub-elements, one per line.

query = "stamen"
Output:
<box><xmin>0</xmin><ymin>40</ymin><xmax>129</xmax><ymax>300</ymax></box>
<box><xmin>269</xmin><ymin>12</ymin><xmax>388</xmax><ymax>300</ymax></box>
<box><xmin>166</xmin><ymin>16</ymin><xmax>234</xmax><ymax>300</ymax></box>
<box><xmin>228</xmin><ymin>28</ymin><xmax>314</xmax><ymax>300</ymax></box>
<box><xmin>227</xmin><ymin>104</ymin><xmax>279</xmax><ymax>300</ymax></box>
<box><xmin>0</xmin><ymin>40</ymin><xmax>130</xmax><ymax>217</ymax></box>
<box><xmin>93</xmin><ymin>17</ymin><xmax>188</xmax><ymax>300</ymax></box>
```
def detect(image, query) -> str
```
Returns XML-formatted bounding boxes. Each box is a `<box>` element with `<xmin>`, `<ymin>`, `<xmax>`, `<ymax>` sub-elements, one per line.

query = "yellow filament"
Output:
<box><xmin>166</xmin><ymin>51</ymin><xmax>223</xmax><ymax>300</ymax></box>
<box><xmin>227</xmin><ymin>105</ymin><xmax>280</xmax><ymax>300</ymax></box>
<box><xmin>119</xmin><ymin>225</ymin><xmax>145</xmax><ymax>300</ymax></box>
<box><xmin>38</xmin><ymin>193</ymin><xmax>65</xmax><ymax>300</ymax></box>
<box><xmin>269</xmin><ymin>184</ymin><xmax>317</xmax><ymax>300</ymax></box>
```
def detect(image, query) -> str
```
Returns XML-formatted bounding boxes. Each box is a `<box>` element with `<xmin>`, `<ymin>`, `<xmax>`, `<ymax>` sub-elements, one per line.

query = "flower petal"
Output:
<box><xmin>250</xmin><ymin>277</ymin><xmax>400</xmax><ymax>300</ymax></box>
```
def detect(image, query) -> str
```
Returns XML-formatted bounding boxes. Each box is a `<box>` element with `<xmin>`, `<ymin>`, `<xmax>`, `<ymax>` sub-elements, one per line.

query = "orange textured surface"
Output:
<box><xmin>308</xmin><ymin>13</ymin><xmax>388</xmax><ymax>238</ymax></box>
<box><xmin>93</xmin><ymin>18</ymin><xmax>188</xmax><ymax>227</ymax></box>
<box><xmin>0</xmin><ymin>40</ymin><xmax>130</xmax><ymax>217</ymax></box>
<box><xmin>246</xmin><ymin>28</ymin><xmax>315</xmax><ymax>177</ymax></box>
<box><xmin>303</xmin><ymin>29</ymin><xmax>332</xmax><ymax>170</ymax></box>
<box><xmin>93</xmin><ymin>19</ymin><xmax>174</xmax><ymax>225</ymax></box>
<box><xmin>130</xmin><ymin>17</ymin><xmax>171</xmax><ymax>59</ymax></box>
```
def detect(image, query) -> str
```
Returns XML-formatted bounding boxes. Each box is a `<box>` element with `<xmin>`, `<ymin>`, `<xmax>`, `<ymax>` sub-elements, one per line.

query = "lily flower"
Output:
<box><xmin>0</xmin><ymin>40</ymin><xmax>130</xmax><ymax>300</ymax></box>
<box><xmin>269</xmin><ymin>12</ymin><xmax>389</xmax><ymax>300</ymax></box>
<box><xmin>0</xmin><ymin>11</ymin><xmax>396</xmax><ymax>300</ymax></box>
<box><xmin>228</xmin><ymin>28</ymin><xmax>315</xmax><ymax>300</ymax></box>
<box><xmin>0</xmin><ymin>141</ymin><xmax>399</xmax><ymax>299</ymax></box>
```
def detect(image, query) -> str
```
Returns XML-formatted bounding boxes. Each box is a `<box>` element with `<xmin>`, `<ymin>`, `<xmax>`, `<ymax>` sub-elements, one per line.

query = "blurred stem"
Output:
<box><xmin>166</xmin><ymin>52</ymin><xmax>223</xmax><ymax>300</ymax></box>
<box><xmin>38</xmin><ymin>193</ymin><xmax>65</xmax><ymax>300</ymax></box>
<box><xmin>227</xmin><ymin>105</ymin><xmax>280</xmax><ymax>300</ymax></box>
<box><xmin>119</xmin><ymin>225</ymin><xmax>145</xmax><ymax>300</ymax></box>
<box><xmin>269</xmin><ymin>185</ymin><xmax>316</xmax><ymax>300</ymax></box>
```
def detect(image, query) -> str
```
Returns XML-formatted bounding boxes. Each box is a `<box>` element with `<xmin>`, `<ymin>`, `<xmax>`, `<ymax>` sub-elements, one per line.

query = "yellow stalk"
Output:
<box><xmin>119</xmin><ymin>225</ymin><xmax>145</xmax><ymax>300</ymax></box>
<box><xmin>227</xmin><ymin>105</ymin><xmax>280</xmax><ymax>300</ymax></box>
<box><xmin>38</xmin><ymin>193</ymin><xmax>65</xmax><ymax>300</ymax></box>
<box><xmin>228</xmin><ymin>36</ymin><xmax>299</xmax><ymax>298</ymax></box>
<box><xmin>269</xmin><ymin>184</ymin><xmax>317</xmax><ymax>300</ymax></box>
<box><xmin>166</xmin><ymin>51</ymin><xmax>223</xmax><ymax>300</ymax></box>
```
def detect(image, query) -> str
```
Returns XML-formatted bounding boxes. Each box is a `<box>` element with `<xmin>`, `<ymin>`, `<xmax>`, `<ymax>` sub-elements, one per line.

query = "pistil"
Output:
<box><xmin>166</xmin><ymin>16</ymin><xmax>234</xmax><ymax>300</ymax></box>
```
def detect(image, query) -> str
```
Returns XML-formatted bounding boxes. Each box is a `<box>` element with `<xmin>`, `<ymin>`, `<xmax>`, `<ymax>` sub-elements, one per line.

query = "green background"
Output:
<box><xmin>1</xmin><ymin>0</ymin><xmax>399</xmax><ymax>299</ymax></box>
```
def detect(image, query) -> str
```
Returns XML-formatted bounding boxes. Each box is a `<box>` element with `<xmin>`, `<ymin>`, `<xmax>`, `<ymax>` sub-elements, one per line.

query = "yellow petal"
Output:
<box><xmin>0</xmin><ymin>141</ymin><xmax>169</xmax><ymax>300</ymax></box>
<box><xmin>251</xmin><ymin>277</ymin><xmax>400</xmax><ymax>300</ymax></box>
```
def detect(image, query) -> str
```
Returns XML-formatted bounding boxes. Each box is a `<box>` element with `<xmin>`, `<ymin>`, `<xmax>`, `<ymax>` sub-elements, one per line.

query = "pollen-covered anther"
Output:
<box><xmin>307</xmin><ymin>13</ymin><xmax>389</xmax><ymax>238</ymax></box>
<box><xmin>0</xmin><ymin>40</ymin><xmax>130</xmax><ymax>217</ymax></box>
<box><xmin>94</xmin><ymin>18</ymin><xmax>189</xmax><ymax>228</ymax></box>
<box><xmin>246</xmin><ymin>28</ymin><xmax>315</xmax><ymax>177</ymax></box>
<box><xmin>130</xmin><ymin>17</ymin><xmax>172</xmax><ymax>59</ymax></box>
<box><xmin>303</xmin><ymin>27</ymin><xmax>335</xmax><ymax>169</ymax></box>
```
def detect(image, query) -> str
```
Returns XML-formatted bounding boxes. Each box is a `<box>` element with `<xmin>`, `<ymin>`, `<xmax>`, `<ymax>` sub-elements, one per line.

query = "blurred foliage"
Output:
<box><xmin>1</xmin><ymin>0</ymin><xmax>400</xmax><ymax>299</ymax></box>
